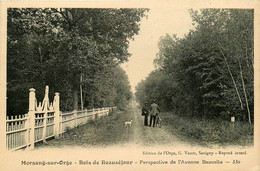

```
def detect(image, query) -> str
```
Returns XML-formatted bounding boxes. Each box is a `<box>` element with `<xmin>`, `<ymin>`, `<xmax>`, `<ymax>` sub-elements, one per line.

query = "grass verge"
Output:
<box><xmin>162</xmin><ymin>112</ymin><xmax>254</xmax><ymax>147</ymax></box>
<box><xmin>36</xmin><ymin>109</ymin><xmax>133</xmax><ymax>148</ymax></box>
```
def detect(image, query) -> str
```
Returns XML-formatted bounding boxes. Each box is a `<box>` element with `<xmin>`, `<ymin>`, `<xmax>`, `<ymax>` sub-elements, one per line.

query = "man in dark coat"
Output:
<box><xmin>149</xmin><ymin>100</ymin><xmax>160</xmax><ymax>127</ymax></box>
<box><xmin>142</xmin><ymin>102</ymin><xmax>149</xmax><ymax>126</ymax></box>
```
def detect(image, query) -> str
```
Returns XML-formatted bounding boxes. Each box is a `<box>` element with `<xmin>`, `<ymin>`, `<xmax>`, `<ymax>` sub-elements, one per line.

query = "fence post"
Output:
<box><xmin>28</xmin><ymin>88</ymin><xmax>35</xmax><ymax>150</ymax></box>
<box><xmin>92</xmin><ymin>108</ymin><xmax>95</xmax><ymax>120</ymax></box>
<box><xmin>231</xmin><ymin>116</ymin><xmax>235</xmax><ymax>130</ymax></box>
<box><xmin>42</xmin><ymin>86</ymin><xmax>49</xmax><ymax>143</ymax></box>
<box><xmin>98</xmin><ymin>108</ymin><xmax>100</xmax><ymax>119</ymax></box>
<box><xmin>83</xmin><ymin>109</ymin><xmax>87</xmax><ymax>124</ymax></box>
<box><xmin>54</xmin><ymin>92</ymin><xmax>60</xmax><ymax>139</ymax></box>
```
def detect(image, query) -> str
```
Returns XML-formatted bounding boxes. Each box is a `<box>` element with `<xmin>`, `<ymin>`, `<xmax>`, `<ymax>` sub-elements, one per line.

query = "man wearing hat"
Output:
<box><xmin>149</xmin><ymin>100</ymin><xmax>160</xmax><ymax>127</ymax></box>
<box><xmin>142</xmin><ymin>102</ymin><xmax>149</xmax><ymax>126</ymax></box>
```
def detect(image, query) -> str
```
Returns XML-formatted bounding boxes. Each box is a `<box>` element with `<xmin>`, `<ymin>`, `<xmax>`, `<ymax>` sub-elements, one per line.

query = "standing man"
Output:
<box><xmin>149</xmin><ymin>100</ymin><xmax>160</xmax><ymax>127</ymax></box>
<box><xmin>142</xmin><ymin>102</ymin><xmax>149</xmax><ymax>126</ymax></box>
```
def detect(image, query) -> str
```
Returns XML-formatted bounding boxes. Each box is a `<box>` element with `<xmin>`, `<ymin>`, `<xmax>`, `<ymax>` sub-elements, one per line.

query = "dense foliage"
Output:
<box><xmin>135</xmin><ymin>9</ymin><xmax>254</xmax><ymax>123</ymax></box>
<box><xmin>7</xmin><ymin>8</ymin><xmax>147</xmax><ymax>115</ymax></box>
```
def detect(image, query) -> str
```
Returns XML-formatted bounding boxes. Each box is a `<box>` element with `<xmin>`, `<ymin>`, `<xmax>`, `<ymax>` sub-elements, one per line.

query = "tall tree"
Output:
<box><xmin>7</xmin><ymin>8</ymin><xmax>148</xmax><ymax>115</ymax></box>
<box><xmin>137</xmin><ymin>9</ymin><xmax>254</xmax><ymax>123</ymax></box>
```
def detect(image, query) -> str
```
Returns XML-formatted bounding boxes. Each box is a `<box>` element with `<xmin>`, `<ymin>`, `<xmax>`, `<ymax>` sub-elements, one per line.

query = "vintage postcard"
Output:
<box><xmin>0</xmin><ymin>0</ymin><xmax>259</xmax><ymax>170</ymax></box>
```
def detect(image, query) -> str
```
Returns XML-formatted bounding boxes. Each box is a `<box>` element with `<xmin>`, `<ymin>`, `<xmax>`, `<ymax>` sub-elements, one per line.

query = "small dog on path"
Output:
<box><xmin>156</xmin><ymin>115</ymin><xmax>161</xmax><ymax>128</ymax></box>
<box><xmin>125</xmin><ymin>120</ymin><xmax>132</xmax><ymax>127</ymax></box>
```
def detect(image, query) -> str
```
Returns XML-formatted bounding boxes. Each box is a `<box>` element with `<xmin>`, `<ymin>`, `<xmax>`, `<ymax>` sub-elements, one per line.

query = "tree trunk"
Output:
<box><xmin>90</xmin><ymin>95</ymin><xmax>94</xmax><ymax>108</ymax></box>
<box><xmin>244</xmin><ymin>41</ymin><xmax>254</xmax><ymax>78</ymax></box>
<box><xmin>219</xmin><ymin>44</ymin><xmax>244</xmax><ymax>110</ymax></box>
<box><xmin>239</xmin><ymin>60</ymin><xmax>251</xmax><ymax>124</ymax></box>
<box><xmin>73</xmin><ymin>88</ymin><xmax>78</xmax><ymax>110</ymax></box>
<box><xmin>80</xmin><ymin>74</ymin><xmax>84</xmax><ymax>111</ymax></box>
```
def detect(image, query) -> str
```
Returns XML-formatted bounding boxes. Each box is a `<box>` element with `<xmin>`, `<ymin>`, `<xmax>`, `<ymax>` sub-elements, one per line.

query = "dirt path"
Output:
<box><xmin>122</xmin><ymin>106</ymin><xmax>193</xmax><ymax>148</ymax></box>
<box><xmin>36</xmin><ymin>105</ymin><xmax>194</xmax><ymax>149</ymax></box>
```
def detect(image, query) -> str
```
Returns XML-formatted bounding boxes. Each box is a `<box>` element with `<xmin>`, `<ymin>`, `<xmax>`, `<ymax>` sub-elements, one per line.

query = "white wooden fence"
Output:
<box><xmin>6</xmin><ymin>86</ymin><xmax>116</xmax><ymax>151</ymax></box>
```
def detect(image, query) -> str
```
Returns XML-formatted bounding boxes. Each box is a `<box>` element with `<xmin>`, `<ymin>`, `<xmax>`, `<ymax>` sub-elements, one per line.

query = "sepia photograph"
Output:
<box><xmin>0</xmin><ymin>0</ymin><xmax>259</xmax><ymax>170</ymax></box>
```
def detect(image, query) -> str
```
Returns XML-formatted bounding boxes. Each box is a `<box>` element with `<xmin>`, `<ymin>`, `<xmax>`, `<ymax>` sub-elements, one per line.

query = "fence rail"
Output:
<box><xmin>6</xmin><ymin>86</ymin><xmax>117</xmax><ymax>151</ymax></box>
